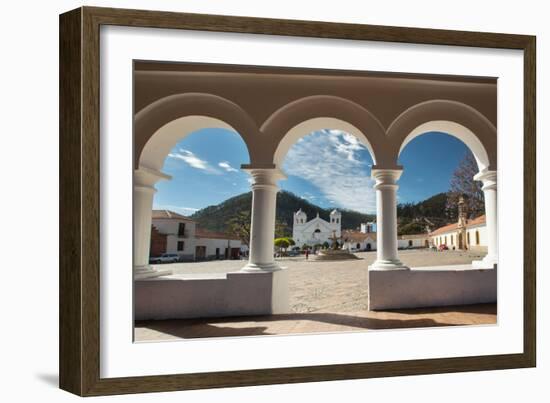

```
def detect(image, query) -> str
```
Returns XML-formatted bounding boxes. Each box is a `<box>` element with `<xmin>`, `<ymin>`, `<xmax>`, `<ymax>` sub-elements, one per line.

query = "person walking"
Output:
<box><xmin>305</xmin><ymin>249</ymin><xmax>309</xmax><ymax>260</ymax></box>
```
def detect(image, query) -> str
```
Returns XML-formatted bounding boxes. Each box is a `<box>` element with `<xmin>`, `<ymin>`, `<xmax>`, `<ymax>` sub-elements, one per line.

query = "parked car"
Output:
<box><xmin>149</xmin><ymin>253</ymin><xmax>180</xmax><ymax>264</ymax></box>
<box><xmin>438</xmin><ymin>244</ymin><xmax>449</xmax><ymax>251</ymax></box>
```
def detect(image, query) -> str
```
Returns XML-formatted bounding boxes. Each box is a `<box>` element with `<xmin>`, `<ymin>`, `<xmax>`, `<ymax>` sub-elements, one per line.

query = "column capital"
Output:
<box><xmin>371</xmin><ymin>167</ymin><xmax>403</xmax><ymax>189</ymax></box>
<box><xmin>135</xmin><ymin>166</ymin><xmax>171</xmax><ymax>189</ymax></box>
<box><xmin>243</xmin><ymin>167</ymin><xmax>287</xmax><ymax>189</ymax></box>
<box><xmin>474</xmin><ymin>169</ymin><xmax>497</xmax><ymax>191</ymax></box>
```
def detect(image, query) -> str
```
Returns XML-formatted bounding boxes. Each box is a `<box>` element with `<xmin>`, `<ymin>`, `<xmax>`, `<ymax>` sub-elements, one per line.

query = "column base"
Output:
<box><xmin>472</xmin><ymin>257</ymin><xmax>498</xmax><ymax>269</ymax></box>
<box><xmin>240</xmin><ymin>262</ymin><xmax>282</xmax><ymax>272</ymax></box>
<box><xmin>134</xmin><ymin>265</ymin><xmax>172</xmax><ymax>280</ymax></box>
<box><xmin>369</xmin><ymin>259</ymin><xmax>410</xmax><ymax>271</ymax></box>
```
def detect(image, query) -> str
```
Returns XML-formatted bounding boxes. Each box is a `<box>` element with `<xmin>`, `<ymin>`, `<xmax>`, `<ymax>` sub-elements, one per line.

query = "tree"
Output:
<box><xmin>226</xmin><ymin>209</ymin><xmax>292</xmax><ymax>248</ymax></box>
<box><xmin>446</xmin><ymin>152</ymin><xmax>484</xmax><ymax>219</ymax></box>
<box><xmin>275</xmin><ymin>219</ymin><xmax>290</xmax><ymax>239</ymax></box>
<box><xmin>398</xmin><ymin>221</ymin><xmax>426</xmax><ymax>235</ymax></box>
<box><xmin>227</xmin><ymin>210</ymin><xmax>251</xmax><ymax>246</ymax></box>
<box><xmin>322</xmin><ymin>241</ymin><xmax>330</xmax><ymax>249</ymax></box>
<box><xmin>274</xmin><ymin>238</ymin><xmax>291</xmax><ymax>252</ymax></box>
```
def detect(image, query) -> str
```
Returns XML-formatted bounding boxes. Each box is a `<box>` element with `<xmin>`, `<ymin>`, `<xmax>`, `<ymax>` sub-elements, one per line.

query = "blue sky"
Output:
<box><xmin>152</xmin><ymin>128</ymin><xmax>471</xmax><ymax>215</ymax></box>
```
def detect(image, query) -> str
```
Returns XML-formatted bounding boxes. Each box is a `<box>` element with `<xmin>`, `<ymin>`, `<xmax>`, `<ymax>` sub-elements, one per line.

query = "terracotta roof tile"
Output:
<box><xmin>195</xmin><ymin>228</ymin><xmax>239</xmax><ymax>241</ymax></box>
<box><xmin>429</xmin><ymin>215</ymin><xmax>486</xmax><ymax>236</ymax></box>
<box><xmin>151</xmin><ymin>210</ymin><xmax>196</xmax><ymax>222</ymax></box>
<box><xmin>342</xmin><ymin>230</ymin><xmax>377</xmax><ymax>241</ymax></box>
<box><xmin>398</xmin><ymin>233</ymin><xmax>430</xmax><ymax>240</ymax></box>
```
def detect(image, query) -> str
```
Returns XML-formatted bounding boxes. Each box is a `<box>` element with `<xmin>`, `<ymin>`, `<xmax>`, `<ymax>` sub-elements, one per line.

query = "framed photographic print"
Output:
<box><xmin>59</xmin><ymin>6</ymin><xmax>536</xmax><ymax>396</ymax></box>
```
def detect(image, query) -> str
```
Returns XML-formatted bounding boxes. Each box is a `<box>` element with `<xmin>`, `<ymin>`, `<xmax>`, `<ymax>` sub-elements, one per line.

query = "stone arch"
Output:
<box><xmin>135</xmin><ymin>93</ymin><xmax>260</xmax><ymax>171</ymax></box>
<box><xmin>261</xmin><ymin>95</ymin><xmax>388</xmax><ymax>167</ymax></box>
<box><xmin>388</xmin><ymin>100</ymin><xmax>497</xmax><ymax>171</ymax></box>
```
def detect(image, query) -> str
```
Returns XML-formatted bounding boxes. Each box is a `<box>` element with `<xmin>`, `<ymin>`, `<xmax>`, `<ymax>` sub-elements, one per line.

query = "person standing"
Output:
<box><xmin>305</xmin><ymin>249</ymin><xmax>309</xmax><ymax>260</ymax></box>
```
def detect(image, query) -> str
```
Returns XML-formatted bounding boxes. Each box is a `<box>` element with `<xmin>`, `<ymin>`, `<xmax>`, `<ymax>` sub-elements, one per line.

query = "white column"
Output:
<box><xmin>241</xmin><ymin>168</ymin><xmax>286</xmax><ymax>272</ymax></box>
<box><xmin>473</xmin><ymin>170</ymin><xmax>498</xmax><ymax>268</ymax></box>
<box><xmin>134</xmin><ymin>167</ymin><xmax>172</xmax><ymax>279</ymax></box>
<box><xmin>370</xmin><ymin>168</ymin><xmax>408</xmax><ymax>270</ymax></box>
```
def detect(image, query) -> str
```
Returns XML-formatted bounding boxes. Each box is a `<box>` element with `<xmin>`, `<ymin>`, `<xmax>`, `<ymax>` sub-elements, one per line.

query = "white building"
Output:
<box><xmin>360</xmin><ymin>222</ymin><xmax>377</xmax><ymax>233</ymax></box>
<box><xmin>430</xmin><ymin>215</ymin><xmax>487</xmax><ymax>251</ymax></box>
<box><xmin>342</xmin><ymin>230</ymin><xmax>377</xmax><ymax>251</ymax></box>
<box><xmin>397</xmin><ymin>233</ymin><xmax>430</xmax><ymax>249</ymax></box>
<box><xmin>343</xmin><ymin>225</ymin><xmax>429</xmax><ymax>251</ymax></box>
<box><xmin>150</xmin><ymin>210</ymin><xmax>242</xmax><ymax>261</ymax></box>
<box><xmin>292</xmin><ymin>208</ymin><xmax>341</xmax><ymax>246</ymax></box>
<box><xmin>429</xmin><ymin>196</ymin><xmax>488</xmax><ymax>251</ymax></box>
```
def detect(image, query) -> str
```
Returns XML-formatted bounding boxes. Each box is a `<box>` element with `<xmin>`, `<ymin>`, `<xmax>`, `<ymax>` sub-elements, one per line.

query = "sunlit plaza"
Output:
<box><xmin>135</xmin><ymin>249</ymin><xmax>496</xmax><ymax>341</ymax></box>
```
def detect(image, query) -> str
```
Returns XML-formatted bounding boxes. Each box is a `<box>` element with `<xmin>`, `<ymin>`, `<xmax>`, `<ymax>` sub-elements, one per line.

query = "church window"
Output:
<box><xmin>476</xmin><ymin>230</ymin><xmax>480</xmax><ymax>245</ymax></box>
<box><xmin>467</xmin><ymin>232</ymin><xmax>470</xmax><ymax>244</ymax></box>
<box><xmin>451</xmin><ymin>234</ymin><xmax>454</xmax><ymax>245</ymax></box>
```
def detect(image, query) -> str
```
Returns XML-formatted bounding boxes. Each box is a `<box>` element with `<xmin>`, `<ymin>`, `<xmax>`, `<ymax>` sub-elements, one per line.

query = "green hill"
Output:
<box><xmin>190</xmin><ymin>190</ymin><xmax>375</xmax><ymax>236</ymax></box>
<box><xmin>396</xmin><ymin>192</ymin><xmax>451</xmax><ymax>234</ymax></box>
<box><xmin>190</xmin><ymin>190</ymin><xmax>453</xmax><ymax>237</ymax></box>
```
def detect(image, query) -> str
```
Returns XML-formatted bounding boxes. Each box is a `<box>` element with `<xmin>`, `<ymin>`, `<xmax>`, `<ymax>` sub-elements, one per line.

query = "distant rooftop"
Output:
<box><xmin>430</xmin><ymin>215</ymin><xmax>486</xmax><ymax>236</ymax></box>
<box><xmin>152</xmin><ymin>210</ymin><xmax>196</xmax><ymax>222</ymax></box>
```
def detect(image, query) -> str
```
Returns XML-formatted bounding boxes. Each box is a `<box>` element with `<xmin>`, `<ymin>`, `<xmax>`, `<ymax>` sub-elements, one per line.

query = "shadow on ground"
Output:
<box><xmin>134</xmin><ymin>304</ymin><xmax>498</xmax><ymax>341</ymax></box>
<box><xmin>386</xmin><ymin>303</ymin><xmax>497</xmax><ymax>316</ymax></box>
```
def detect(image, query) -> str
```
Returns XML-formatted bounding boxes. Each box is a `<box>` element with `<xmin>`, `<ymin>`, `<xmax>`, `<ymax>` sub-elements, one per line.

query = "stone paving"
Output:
<box><xmin>135</xmin><ymin>249</ymin><xmax>496</xmax><ymax>341</ymax></box>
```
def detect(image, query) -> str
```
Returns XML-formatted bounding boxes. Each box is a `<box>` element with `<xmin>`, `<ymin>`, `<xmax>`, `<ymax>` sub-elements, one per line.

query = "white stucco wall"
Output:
<box><xmin>135</xmin><ymin>270</ymin><xmax>289</xmax><ymax>320</ymax></box>
<box><xmin>344</xmin><ymin>238</ymin><xmax>377</xmax><ymax>251</ymax></box>
<box><xmin>431</xmin><ymin>224</ymin><xmax>487</xmax><ymax>250</ymax></box>
<box><xmin>195</xmin><ymin>238</ymin><xmax>242</xmax><ymax>259</ymax></box>
<box><xmin>152</xmin><ymin>218</ymin><xmax>197</xmax><ymax>259</ymax></box>
<box><xmin>152</xmin><ymin>218</ymin><xmax>242</xmax><ymax>260</ymax></box>
<box><xmin>398</xmin><ymin>237</ymin><xmax>429</xmax><ymax>248</ymax></box>
<box><xmin>152</xmin><ymin>218</ymin><xmax>196</xmax><ymax>236</ymax></box>
<box><xmin>369</xmin><ymin>266</ymin><xmax>497</xmax><ymax>310</ymax></box>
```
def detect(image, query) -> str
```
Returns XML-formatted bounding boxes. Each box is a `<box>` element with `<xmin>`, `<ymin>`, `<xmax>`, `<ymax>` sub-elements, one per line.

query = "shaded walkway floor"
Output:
<box><xmin>134</xmin><ymin>303</ymin><xmax>496</xmax><ymax>341</ymax></box>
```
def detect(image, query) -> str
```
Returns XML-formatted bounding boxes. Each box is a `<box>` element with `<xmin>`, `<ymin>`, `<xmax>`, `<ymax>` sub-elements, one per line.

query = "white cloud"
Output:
<box><xmin>283</xmin><ymin>130</ymin><xmax>376</xmax><ymax>214</ymax></box>
<box><xmin>167</xmin><ymin>149</ymin><xmax>220</xmax><ymax>174</ymax></box>
<box><xmin>218</xmin><ymin>161</ymin><xmax>239</xmax><ymax>172</ymax></box>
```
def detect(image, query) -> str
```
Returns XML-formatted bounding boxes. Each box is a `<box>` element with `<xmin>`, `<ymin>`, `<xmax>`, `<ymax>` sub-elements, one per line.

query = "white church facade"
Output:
<box><xmin>292</xmin><ymin>209</ymin><xmax>342</xmax><ymax>247</ymax></box>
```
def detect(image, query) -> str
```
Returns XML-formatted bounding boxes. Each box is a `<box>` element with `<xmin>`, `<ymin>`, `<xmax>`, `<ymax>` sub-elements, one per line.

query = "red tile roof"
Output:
<box><xmin>342</xmin><ymin>230</ymin><xmax>377</xmax><ymax>242</ymax></box>
<box><xmin>152</xmin><ymin>210</ymin><xmax>196</xmax><ymax>222</ymax></box>
<box><xmin>195</xmin><ymin>228</ymin><xmax>240</xmax><ymax>241</ymax></box>
<box><xmin>430</xmin><ymin>215</ymin><xmax>486</xmax><ymax>236</ymax></box>
<box><xmin>398</xmin><ymin>233</ymin><xmax>430</xmax><ymax>240</ymax></box>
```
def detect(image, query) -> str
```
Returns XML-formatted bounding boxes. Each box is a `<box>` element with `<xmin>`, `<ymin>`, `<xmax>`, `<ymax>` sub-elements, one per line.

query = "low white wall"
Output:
<box><xmin>398</xmin><ymin>238</ymin><xmax>428</xmax><ymax>248</ymax></box>
<box><xmin>135</xmin><ymin>269</ymin><xmax>289</xmax><ymax>320</ymax></box>
<box><xmin>368</xmin><ymin>265</ymin><xmax>497</xmax><ymax>310</ymax></box>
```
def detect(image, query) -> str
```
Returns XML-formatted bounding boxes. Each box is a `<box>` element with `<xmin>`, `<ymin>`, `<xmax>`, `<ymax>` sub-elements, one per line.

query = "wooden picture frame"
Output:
<box><xmin>59</xmin><ymin>6</ymin><xmax>536</xmax><ymax>396</ymax></box>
